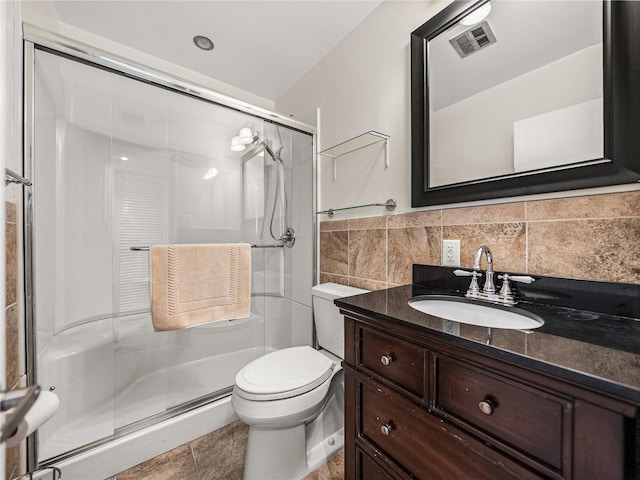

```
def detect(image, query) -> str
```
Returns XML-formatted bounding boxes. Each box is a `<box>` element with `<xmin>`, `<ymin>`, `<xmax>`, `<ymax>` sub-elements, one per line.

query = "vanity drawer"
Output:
<box><xmin>435</xmin><ymin>355</ymin><xmax>571</xmax><ymax>471</ymax></box>
<box><xmin>358</xmin><ymin>377</ymin><xmax>534</xmax><ymax>480</ymax></box>
<box><xmin>359</xmin><ymin>326</ymin><xmax>425</xmax><ymax>396</ymax></box>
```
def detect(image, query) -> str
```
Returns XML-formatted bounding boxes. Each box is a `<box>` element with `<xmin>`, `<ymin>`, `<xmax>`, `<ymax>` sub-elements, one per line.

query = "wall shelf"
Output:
<box><xmin>318</xmin><ymin>131</ymin><xmax>389</xmax><ymax>180</ymax></box>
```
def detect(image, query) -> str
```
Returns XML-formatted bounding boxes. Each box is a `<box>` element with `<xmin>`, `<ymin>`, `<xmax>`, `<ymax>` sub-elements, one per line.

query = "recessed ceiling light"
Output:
<box><xmin>120</xmin><ymin>156</ymin><xmax>129</xmax><ymax>161</ymax></box>
<box><xmin>193</xmin><ymin>35</ymin><xmax>214</xmax><ymax>51</ymax></box>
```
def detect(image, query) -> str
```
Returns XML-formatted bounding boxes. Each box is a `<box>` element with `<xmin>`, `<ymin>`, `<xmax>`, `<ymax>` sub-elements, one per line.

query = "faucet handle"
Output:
<box><xmin>454</xmin><ymin>269</ymin><xmax>482</xmax><ymax>292</ymax></box>
<box><xmin>453</xmin><ymin>269</ymin><xmax>474</xmax><ymax>277</ymax></box>
<box><xmin>497</xmin><ymin>273</ymin><xmax>513</xmax><ymax>296</ymax></box>
<box><xmin>500</xmin><ymin>274</ymin><xmax>536</xmax><ymax>284</ymax></box>
<box><xmin>497</xmin><ymin>273</ymin><xmax>535</xmax><ymax>305</ymax></box>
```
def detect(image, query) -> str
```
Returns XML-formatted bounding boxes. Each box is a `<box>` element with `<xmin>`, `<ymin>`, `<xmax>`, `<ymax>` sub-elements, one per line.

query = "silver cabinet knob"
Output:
<box><xmin>381</xmin><ymin>423</ymin><xmax>393</xmax><ymax>436</ymax></box>
<box><xmin>380</xmin><ymin>354</ymin><xmax>393</xmax><ymax>366</ymax></box>
<box><xmin>478</xmin><ymin>399</ymin><xmax>494</xmax><ymax>415</ymax></box>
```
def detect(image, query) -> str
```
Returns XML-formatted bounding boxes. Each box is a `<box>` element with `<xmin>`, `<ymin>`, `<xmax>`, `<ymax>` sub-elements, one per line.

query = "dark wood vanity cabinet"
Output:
<box><xmin>342</xmin><ymin>311</ymin><xmax>638</xmax><ymax>480</ymax></box>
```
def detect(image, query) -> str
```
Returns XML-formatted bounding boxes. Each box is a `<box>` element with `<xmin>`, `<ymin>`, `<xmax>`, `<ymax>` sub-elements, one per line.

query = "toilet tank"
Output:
<box><xmin>312</xmin><ymin>283</ymin><xmax>369</xmax><ymax>358</ymax></box>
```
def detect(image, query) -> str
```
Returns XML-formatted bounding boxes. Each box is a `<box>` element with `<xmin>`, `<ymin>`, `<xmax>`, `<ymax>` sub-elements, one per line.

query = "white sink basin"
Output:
<box><xmin>408</xmin><ymin>295</ymin><xmax>544</xmax><ymax>330</ymax></box>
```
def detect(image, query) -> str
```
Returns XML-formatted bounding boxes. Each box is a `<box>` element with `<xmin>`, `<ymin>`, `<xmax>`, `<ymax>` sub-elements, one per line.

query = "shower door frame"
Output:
<box><xmin>22</xmin><ymin>23</ymin><xmax>318</xmax><ymax>472</ymax></box>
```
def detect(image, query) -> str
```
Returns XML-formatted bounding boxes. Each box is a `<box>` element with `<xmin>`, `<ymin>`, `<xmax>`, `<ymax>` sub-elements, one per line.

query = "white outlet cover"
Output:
<box><xmin>442</xmin><ymin>239</ymin><xmax>461</xmax><ymax>267</ymax></box>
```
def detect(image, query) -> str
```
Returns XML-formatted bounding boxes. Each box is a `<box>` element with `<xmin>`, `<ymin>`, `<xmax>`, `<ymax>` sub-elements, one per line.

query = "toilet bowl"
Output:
<box><xmin>231</xmin><ymin>283</ymin><xmax>368</xmax><ymax>480</ymax></box>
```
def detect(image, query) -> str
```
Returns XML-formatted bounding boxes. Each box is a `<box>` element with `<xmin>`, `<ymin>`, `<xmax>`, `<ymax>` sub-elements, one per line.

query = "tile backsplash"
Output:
<box><xmin>320</xmin><ymin>191</ymin><xmax>640</xmax><ymax>289</ymax></box>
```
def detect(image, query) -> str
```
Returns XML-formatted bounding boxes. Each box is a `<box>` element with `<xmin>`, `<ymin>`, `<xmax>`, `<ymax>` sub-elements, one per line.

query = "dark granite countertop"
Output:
<box><xmin>335</xmin><ymin>265</ymin><xmax>640</xmax><ymax>405</ymax></box>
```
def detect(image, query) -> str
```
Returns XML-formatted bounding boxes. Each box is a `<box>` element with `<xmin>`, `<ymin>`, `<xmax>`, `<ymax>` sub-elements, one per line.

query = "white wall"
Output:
<box><xmin>276</xmin><ymin>1</ymin><xmax>449</xmax><ymax>217</ymax></box>
<box><xmin>276</xmin><ymin>0</ymin><xmax>639</xmax><ymax>218</ymax></box>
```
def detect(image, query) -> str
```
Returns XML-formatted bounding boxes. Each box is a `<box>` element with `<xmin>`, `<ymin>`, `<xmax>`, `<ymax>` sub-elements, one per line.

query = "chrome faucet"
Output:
<box><xmin>473</xmin><ymin>245</ymin><xmax>495</xmax><ymax>293</ymax></box>
<box><xmin>454</xmin><ymin>245</ymin><xmax>536</xmax><ymax>305</ymax></box>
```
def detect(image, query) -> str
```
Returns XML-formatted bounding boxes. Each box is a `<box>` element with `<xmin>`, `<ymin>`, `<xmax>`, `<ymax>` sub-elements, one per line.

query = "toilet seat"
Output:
<box><xmin>235</xmin><ymin>346</ymin><xmax>335</xmax><ymax>401</ymax></box>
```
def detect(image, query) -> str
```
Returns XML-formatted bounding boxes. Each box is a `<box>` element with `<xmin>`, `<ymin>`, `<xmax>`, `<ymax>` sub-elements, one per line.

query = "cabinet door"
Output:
<box><xmin>356</xmin><ymin>447</ymin><xmax>398</xmax><ymax>480</ymax></box>
<box><xmin>573</xmin><ymin>400</ymin><xmax>630</xmax><ymax>480</ymax></box>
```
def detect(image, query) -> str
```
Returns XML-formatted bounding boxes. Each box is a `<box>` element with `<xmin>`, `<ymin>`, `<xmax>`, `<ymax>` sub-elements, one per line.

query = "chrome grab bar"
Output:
<box><xmin>1</xmin><ymin>385</ymin><xmax>41</xmax><ymax>443</ymax></box>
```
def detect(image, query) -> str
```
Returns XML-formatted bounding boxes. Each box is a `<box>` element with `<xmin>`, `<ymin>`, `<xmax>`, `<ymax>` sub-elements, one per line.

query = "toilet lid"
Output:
<box><xmin>235</xmin><ymin>346</ymin><xmax>335</xmax><ymax>401</ymax></box>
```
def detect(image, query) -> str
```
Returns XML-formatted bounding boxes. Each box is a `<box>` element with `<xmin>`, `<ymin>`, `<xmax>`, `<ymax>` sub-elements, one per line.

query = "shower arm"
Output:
<box><xmin>254</xmin><ymin>136</ymin><xmax>283</xmax><ymax>164</ymax></box>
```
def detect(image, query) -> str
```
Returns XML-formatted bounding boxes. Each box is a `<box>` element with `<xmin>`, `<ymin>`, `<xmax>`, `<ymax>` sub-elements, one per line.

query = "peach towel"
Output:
<box><xmin>150</xmin><ymin>243</ymin><xmax>251</xmax><ymax>331</ymax></box>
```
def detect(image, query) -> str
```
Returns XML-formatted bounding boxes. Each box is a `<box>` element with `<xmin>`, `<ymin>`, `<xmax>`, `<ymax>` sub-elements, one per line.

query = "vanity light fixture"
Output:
<box><xmin>238</xmin><ymin>127</ymin><xmax>255</xmax><ymax>145</ymax></box>
<box><xmin>460</xmin><ymin>2</ymin><xmax>492</xmax><ymax>26</ymax></box>
<box><xmin>193</xmin><ymin>35</ymin><xmax>214</xmax><ymax>51</ymax></box>
<box><xmin>231</xmin><ymin>128</ymin><xmax>259</xmax><ymax>151</ymax></box>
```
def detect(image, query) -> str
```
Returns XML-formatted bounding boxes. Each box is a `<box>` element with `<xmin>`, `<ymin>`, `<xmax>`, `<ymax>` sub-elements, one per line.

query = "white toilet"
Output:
<box><xmin>231</xmin><ymin>283</ymin><xmax>369</xmax><ymax>480</ymax></box>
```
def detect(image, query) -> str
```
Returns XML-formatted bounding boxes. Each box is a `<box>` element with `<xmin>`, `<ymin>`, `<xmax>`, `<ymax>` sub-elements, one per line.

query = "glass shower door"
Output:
<box><xmin>31</xmin><ymin>47</ymin><xmax>272</xmax><ymax>461</ymax></box>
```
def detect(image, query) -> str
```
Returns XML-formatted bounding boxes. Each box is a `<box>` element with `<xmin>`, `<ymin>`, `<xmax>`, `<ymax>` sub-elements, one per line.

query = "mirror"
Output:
<box><xmin>411</xmin><ymin>0</ymin><xmax>640</xmax><ymax>207</ymax></box>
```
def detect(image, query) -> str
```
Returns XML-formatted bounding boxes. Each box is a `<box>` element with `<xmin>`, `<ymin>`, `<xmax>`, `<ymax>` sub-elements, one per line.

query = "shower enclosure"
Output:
<box><xmin>24</xmin><ymin>34</ymin><xmax>315</xmax><ymax>476</ymax></box>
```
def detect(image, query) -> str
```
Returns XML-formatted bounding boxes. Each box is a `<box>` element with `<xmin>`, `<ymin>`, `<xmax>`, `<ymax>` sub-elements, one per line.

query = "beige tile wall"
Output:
<box><xmin>320</xmin><ymin>191</ymin><xmax>640</xmax><ymax>288</ymax></box>
<box><xmin>5</xmin><ymin>201</ymin><xmax>24</xmax><ymax>480</ymax></box>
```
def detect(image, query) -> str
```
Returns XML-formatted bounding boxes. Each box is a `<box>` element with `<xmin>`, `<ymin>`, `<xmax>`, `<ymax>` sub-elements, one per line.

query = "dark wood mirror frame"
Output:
<box><xmin>411</xmin><ymin>0</ymin><xmax>640</xmax><ymax>207</ymax></box>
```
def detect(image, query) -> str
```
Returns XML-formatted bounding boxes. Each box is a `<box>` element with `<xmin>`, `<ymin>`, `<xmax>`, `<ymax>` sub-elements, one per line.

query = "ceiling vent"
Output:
<box><xmin>450</xmin><ymin>21</ymin><xmax>497</xmax><ymax>58</ymax></box>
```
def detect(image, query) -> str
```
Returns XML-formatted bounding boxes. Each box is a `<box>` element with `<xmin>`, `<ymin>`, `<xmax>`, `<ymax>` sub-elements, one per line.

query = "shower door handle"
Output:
<box><xmin>0</xmin><ymin>385</ymin><xmax>41</xmax><ymax>442</ymax></box>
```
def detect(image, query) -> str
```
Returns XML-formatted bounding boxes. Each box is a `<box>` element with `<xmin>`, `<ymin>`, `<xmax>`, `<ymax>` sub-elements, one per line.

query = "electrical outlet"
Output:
<box><xmin>442</xmin><ymin>239</ymin><xmax>460</xmax><ymax>267</ymax></box>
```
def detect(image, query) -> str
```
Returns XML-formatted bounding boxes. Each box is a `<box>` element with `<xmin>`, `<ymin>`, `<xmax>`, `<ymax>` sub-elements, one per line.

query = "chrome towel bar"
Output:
<box><xmin>317</xmin><ymin>198</ymin><xmax>396</xmax><ymax>218</ymax></box>
<box><xmin>130</xmin><ymin>244</ymin><xmax>284</xmax><ymax>251</ymax></box>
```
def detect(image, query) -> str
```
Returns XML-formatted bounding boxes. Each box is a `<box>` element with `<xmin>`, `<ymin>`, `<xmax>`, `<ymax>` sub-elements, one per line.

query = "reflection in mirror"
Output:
<box><xmin>428</xmin><ymin>1</ymin><xmax>603</xmax><ymax>187</ymax></box>
<box><xmin>412</xmin><ymin>0</ymin><xmax>640</xmax><ymax>207</ymax></box>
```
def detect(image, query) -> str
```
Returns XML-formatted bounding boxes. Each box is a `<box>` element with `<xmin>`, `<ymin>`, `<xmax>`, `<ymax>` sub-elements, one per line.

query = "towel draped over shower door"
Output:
<box><xmin>150</xmin><ymin>243</ymin><xmax>252</xmax><ymax>331</ymax></box>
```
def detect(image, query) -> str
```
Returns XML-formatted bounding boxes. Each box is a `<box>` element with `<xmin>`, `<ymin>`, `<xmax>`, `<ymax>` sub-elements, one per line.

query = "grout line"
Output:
<box><xmin>525</xmin><ymin>221</ymin><xmax>529</xmax><ymax>274</ymax></box>
<box><xmin>526</xmin><ymin>215</ymin><xmax>639</xmax><ymax>223</ymax></box>
<box><xmin>524</xmin><ymin>201</ymin><xmax>529</xmax><ymax>275</ymax></box>
<box><xmin>440</xmin><ymin>209</ymin><xmax>444</xmax><ymax>267</ymax></box>
<box><xmin>385</xmin><ymin>216</ymin><xmax>389</xmax><ymax>285</ymax></box>
<box><xmin>189</xmin><ymin>443</ymin><xmax>202</xmax><ymax>480</ymax></box>
<box><xmin>347</xmin><ymin>227</ymin><xmax>350</xmax><ymax>280</ymax></box>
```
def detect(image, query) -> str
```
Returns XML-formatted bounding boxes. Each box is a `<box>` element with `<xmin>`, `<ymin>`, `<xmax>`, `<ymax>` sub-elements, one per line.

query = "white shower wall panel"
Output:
<box><xmin>264</xmin><ymin>296</ymin><xmax>291</xmax><ymax>352</ymax></box>
<box><xmin>38</xmin><ymin>311</ymin><xmax>266</xmax><ymax>460</ymax></box>
<box><xmin>290</xmin><ymin>131</ymin><xmax>314</xmax><ymax>307</ymax></box>
<box><xmin>291</xmin><ymin>302</ymin><xmax>313</xmax><ymax>348</ymax></box>
<box><xmin>264</xmin><ymin>298</ymin><xmax>314</xmax><ymax>351</ymax></box>
<box><xmin>33</xmin><ymin>121</ymin><xmax>114</xmax><ymax>337</ymax></box>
